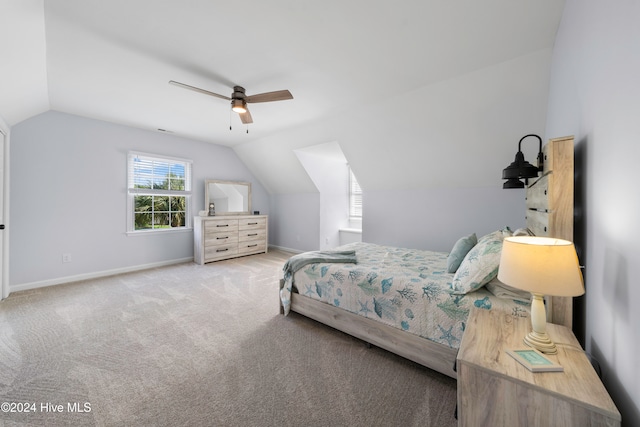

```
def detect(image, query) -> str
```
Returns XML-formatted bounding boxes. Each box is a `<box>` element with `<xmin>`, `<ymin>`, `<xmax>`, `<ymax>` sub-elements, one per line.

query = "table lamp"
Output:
<box><xmin>498</xmin><ymin>236</ymin><xmax>584</xmax><ymax>354</ymax></box>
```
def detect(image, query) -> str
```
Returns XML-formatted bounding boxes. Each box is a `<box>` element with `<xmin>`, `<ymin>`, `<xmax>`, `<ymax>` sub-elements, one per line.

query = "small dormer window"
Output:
<box><xmin>349</xmin><ymin>168</ymin><xmax>362</xmax><ymax>220</ymax></box>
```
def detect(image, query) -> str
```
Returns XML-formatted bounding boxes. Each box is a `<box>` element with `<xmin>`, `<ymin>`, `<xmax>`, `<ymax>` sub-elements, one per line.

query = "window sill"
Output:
<box><xmin>339</xmin><ymin>228</ymin><xmax>362</xmax><ymax>234</ymax></box>
<box><xmin>126</xmin><ymin>227</ymin><xmax>193</xmax><ymax>236</ymax></box>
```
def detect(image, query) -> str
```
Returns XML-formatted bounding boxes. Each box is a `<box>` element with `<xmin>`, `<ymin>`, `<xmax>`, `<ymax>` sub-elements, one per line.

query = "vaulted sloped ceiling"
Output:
<box><xmin>0</xmin><ymin>0</ymin><xmax>565</xmax><ymax>193</ymax></box>
<box><xmin>0</xmin><ymin>0</ymin><xmax>49</xmax><ymax>125</ymax></box>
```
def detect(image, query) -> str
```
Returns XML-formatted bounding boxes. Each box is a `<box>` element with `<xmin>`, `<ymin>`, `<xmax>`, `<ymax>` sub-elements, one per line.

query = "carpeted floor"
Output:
<box><xmin>0</xmin><ymin>250</ymin><xmax>457</xmax><ymax>426</ymax></box>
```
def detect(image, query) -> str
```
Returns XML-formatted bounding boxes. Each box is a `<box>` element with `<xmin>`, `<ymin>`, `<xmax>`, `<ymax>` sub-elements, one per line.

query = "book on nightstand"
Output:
<box><xmin>506</xmin><ymin>348</ymin><xmax>564</xmax><ymax>372</ymax></box>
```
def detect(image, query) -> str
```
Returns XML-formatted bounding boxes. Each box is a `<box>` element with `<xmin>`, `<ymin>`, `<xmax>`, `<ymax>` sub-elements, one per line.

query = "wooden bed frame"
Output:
<box><xmin>279</xmin><ymin>136</ymin><xmax>575</xmax><ymax>379</ymax></box>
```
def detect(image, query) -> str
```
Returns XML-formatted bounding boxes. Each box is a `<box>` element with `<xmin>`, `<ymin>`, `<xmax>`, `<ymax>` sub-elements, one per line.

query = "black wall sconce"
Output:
<box><xmin>502</xmin><ymin>134</ymin><xmax>544</xmax><ymax>189</ymax></box>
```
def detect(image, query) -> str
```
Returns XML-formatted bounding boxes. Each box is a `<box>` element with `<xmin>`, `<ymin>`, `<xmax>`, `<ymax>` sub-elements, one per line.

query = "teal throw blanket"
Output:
<box><xmin>280</xmin><ymin>250</ymin><xmax>357</xmax><ymax>315</ymax></box>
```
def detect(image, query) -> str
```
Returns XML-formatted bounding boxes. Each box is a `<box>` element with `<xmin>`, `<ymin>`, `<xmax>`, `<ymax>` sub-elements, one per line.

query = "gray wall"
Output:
<box><xmin>546</xmin><ymin>0</ymin><xmax>640</xmax><ymax>424</ymax></box>
<box><xmin>268</xmin><ymin>192</ymin><xmax>319</xmax><ymax>253</ymax></box>
<box><xmin>363</xmin><ymin>187</ymin><xmax>525</xmax><ymax>252</ymax></box>
<box><xmin>10</xmin><ymin>111</ymin><xmax>268</xmax><ymax>289</ymax></box>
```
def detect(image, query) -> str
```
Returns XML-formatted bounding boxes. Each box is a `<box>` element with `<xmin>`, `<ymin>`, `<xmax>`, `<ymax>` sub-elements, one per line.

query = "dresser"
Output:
<box><xmin>456</xmin><ymin>308</ymin><xmax>620</xmax><ymax>426</ymax></box>
<box><xmin>193</xmin><ymin>215</ymin><xmax>268</xmax><ymax>264</ymax></box>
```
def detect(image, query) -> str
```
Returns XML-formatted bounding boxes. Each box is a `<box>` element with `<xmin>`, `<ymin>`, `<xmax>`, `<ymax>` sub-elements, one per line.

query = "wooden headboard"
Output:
<box><xmin>525</xmin><ymin>135</ymin><xmax>575</xmax><ymax>328</ymax></box>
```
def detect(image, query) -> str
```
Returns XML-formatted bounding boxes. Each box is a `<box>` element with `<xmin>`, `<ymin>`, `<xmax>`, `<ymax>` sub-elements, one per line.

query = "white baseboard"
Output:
<box><xmin>8</xmin><ymin>257</ymin><xmax>194</xmax><ymax>295</ymax></box>
<box><xmin>268</xmin><ymin>245</ymin><xmax>303</xmax><ymax>255</ymax></box>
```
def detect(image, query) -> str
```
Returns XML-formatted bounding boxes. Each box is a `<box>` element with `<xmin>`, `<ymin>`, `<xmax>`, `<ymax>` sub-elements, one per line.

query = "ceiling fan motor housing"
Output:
<box><xmin>232</xmin><ymin>86</ymin><xmax>246</xmax><ymax>100</ymax></box>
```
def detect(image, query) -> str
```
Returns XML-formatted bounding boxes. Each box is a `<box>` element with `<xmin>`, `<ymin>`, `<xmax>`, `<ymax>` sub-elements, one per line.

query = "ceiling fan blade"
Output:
<box><xmin>169</xmin><ymin>80</ymin><xmax>230</xmax><ymax>101</ymax></box>
<box><xmin>245</xmin><ymin>90</ymin><xmax>293</xmax><ymax>103</ymax></box>
<box><xmin>239</xmin><ymin>108</ymin><xmax>253</xmax><ymax>124</ymax></box>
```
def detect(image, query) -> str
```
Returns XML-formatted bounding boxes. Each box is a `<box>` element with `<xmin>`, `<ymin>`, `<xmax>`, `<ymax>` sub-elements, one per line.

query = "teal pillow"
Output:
<box><xmin>446</xmin><ymin>233</ymin><xmax>477</xmax><ymax>273</ymax></box>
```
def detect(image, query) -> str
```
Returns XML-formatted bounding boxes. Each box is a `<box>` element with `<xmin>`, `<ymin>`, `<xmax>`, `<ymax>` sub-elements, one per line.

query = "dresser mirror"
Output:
<box><xmin>205</xmin><ymin>179</ymin><xmax>252</xmax><ymax>215</ymax></box>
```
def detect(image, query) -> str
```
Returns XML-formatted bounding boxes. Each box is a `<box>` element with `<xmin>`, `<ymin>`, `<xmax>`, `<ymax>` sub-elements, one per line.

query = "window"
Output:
<box><xmin>349</xmin><ymin>168</ymin><xmax>362</xmax><ymax>219</ymax></box>
<box><xmin>127</xmin><ymin>152</ymin><xmax>192</xmax><ymax>233</ymax></box>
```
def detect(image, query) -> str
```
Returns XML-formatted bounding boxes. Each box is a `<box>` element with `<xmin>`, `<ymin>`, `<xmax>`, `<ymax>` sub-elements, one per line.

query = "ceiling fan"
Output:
<box><xmin>169</xmin><ymin>80</ymin><xmax>293</xmax><ymax>124</ymax></box>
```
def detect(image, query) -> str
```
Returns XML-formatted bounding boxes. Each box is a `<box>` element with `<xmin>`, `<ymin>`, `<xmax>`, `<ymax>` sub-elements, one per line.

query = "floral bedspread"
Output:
<box><xmin>281</xmin><ymin>242</ymin><xmax>529</xmax><ymax>349</ymax></box>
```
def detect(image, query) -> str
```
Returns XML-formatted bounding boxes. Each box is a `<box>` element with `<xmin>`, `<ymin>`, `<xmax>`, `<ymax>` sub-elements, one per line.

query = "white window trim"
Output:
<box><xmin>126</xmin><ymin>151</ymin><xmax>193</xmax><ymax>235</ymax></box>
<box><xmin>349</xmin><ymin>167</ymin><xmax>362</xmax><ymax>221</ymax></box>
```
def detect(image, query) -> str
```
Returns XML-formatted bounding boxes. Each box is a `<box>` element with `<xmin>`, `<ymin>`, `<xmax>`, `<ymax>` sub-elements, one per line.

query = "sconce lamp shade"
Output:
<box><xmin>502</xmin><ymin>178</ymin><xmax>526</xmax><ymax>189</ymax></box>
<box><xmin>498</xmin><ymin>236</ymin><xmax>584</xmax><ymax>297</ymax></box>
<box><xmin>498</xmin><ymin>236</ymin><xmax>584</xmax><ymax>354</ymax></box>
<box><xmin>502</xmin><ymin>134</ymin><xmax>544</xmax><ymax>189</ymax></box>
<box><xmin>502</xmin><ymin>151</ymin><xmax>540</xmax><ymax>179</ymax></box>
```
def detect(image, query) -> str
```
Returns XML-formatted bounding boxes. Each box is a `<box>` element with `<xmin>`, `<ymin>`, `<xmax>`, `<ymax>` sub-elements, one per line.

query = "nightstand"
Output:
<box><xmin>456</xmin><ymin>307</ymin><xmax>620</xmax><ymax>426</ymax></box>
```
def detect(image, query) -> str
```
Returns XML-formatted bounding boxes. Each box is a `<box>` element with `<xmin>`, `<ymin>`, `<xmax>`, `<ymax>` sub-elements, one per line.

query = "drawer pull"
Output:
<box><xmin>248</xmin><ymin>244</ymin><xmax>258</xmax><ymax>248</ymax></box>
<box><xmin>217</xmin><ymin>236</ymin><xmax>228</xmax><ymax>240</ymax></box>
<box><xmin>248</xmin><ymin>222</ymin><xmax>258</xmax><ymax>225</ymax></box>
<box><xmin>248</xmin><ymin>233</ymin><xmax>258</xmax><ymax>236</ymax></box>
<box><xmin>216</xmin><ymin>248</ymin><xmax>229</xmax><ymax>252</ymax></box>
<box><xmin>216</xmin><ymin>224</ymin><xmax>229</xmax><ymax>228</ymax></box>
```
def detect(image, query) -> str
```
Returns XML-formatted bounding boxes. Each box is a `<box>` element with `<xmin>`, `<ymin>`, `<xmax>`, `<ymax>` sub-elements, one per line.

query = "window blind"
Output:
<box><xmin>349</xmin><ymin>168</ymin><xmax>362</xmax><ymax>218</ymax></box>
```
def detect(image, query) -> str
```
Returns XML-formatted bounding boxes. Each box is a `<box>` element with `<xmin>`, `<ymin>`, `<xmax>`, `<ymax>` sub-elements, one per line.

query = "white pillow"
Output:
<box><xmin>485</xmin><ymin>278</ymin><xmax>532</xmax><ymax>303</ymax></box>
<box><xmin>513</xmin><ymin>227</ymin><xmax>535</xmax><ymax>236</ymax></box>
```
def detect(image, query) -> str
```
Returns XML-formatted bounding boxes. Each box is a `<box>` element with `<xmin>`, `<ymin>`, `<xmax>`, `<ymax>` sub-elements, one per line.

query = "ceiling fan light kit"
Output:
<box><xmin>169</xmin><ymin>80</ymin><xmax>293</xmax><ymax>126</ymax></box>
<box><xmin>231</xmin><ymin>99</ymin><xmax>247</xmax><ymax>113</ymax></box>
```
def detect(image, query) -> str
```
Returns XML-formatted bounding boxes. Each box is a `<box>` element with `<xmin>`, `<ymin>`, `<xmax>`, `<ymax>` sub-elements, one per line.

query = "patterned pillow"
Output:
<box><xmin>451</xmin><ymin>229</ymin><xmax>506</xmax><ymax>294</ymax></box>
<box><xmin>446</xmin><ymin>233</ymin><xmax>477</xmax><ymax>273</ymax></box>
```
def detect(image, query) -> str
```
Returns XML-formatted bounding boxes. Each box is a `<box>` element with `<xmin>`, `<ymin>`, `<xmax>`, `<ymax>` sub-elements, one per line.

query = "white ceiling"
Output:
<box><xmin>1</xmin><ymin>0</ymin><xmax>565</xmax><ymax>148</ymax></box>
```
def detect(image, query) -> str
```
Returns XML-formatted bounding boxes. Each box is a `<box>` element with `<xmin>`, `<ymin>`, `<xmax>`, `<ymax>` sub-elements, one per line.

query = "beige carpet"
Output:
<box><xmin>0</xmin><ymin>250</ymin><xmax>457</xmax><ymax>427</ymax></box>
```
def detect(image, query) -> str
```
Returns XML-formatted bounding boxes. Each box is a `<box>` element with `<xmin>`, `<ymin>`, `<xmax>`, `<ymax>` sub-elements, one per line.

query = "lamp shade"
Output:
<box><xmin>498</xmin><ymin>236</ymin><xmax>584</xmax><ymax>297</ymax></box>
<box><xmin>501</xmin><ymin>134</ymin><xmax>544</xmax><ymax>189</ymax></box>
<box><xmin>502</xmin><ymin>178</ymin><xmax>525</xmax><ymax>189</ymax></box>
<box><xmin>502</xmin><ymin>151</ymin><xmax>540</xmax><ymax>180</ymax></box>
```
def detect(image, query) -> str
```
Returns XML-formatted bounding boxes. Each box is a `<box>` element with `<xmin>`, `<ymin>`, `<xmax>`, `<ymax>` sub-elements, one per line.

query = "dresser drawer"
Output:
<box><xmin>238</xmin><ymin>242</ymin><xmax>266</xmax><ymax>255</ymax></box>
<box><xmin>238</xmin><ymin>217</ymin><xmax>266</xmax><ymax>230</ymax></box>
<box><xmin>204</xmin><ymin>218</ymin><xmax>239</xmax><ymax>234</ymax></box>
<box><xmin>204</xmin><ymin>243</ymin><xmax>239</xmax><ymax>261</ymax></box>
<box><xmin>205</xmin><ymin>232</ymin><xmax>239</xmax><ymax>247</ymax></box>
<box><xmin>238</xmin><ymin>228</ymin><xmax>267</xmax><ymax>243</ymax></box>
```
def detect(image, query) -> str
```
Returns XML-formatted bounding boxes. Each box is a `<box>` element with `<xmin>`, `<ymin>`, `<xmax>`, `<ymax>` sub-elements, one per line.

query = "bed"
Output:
<box><xmin>279</xmin><ymin>136</ymin><xmax>575</xmax><ymax>379</ymax></box>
